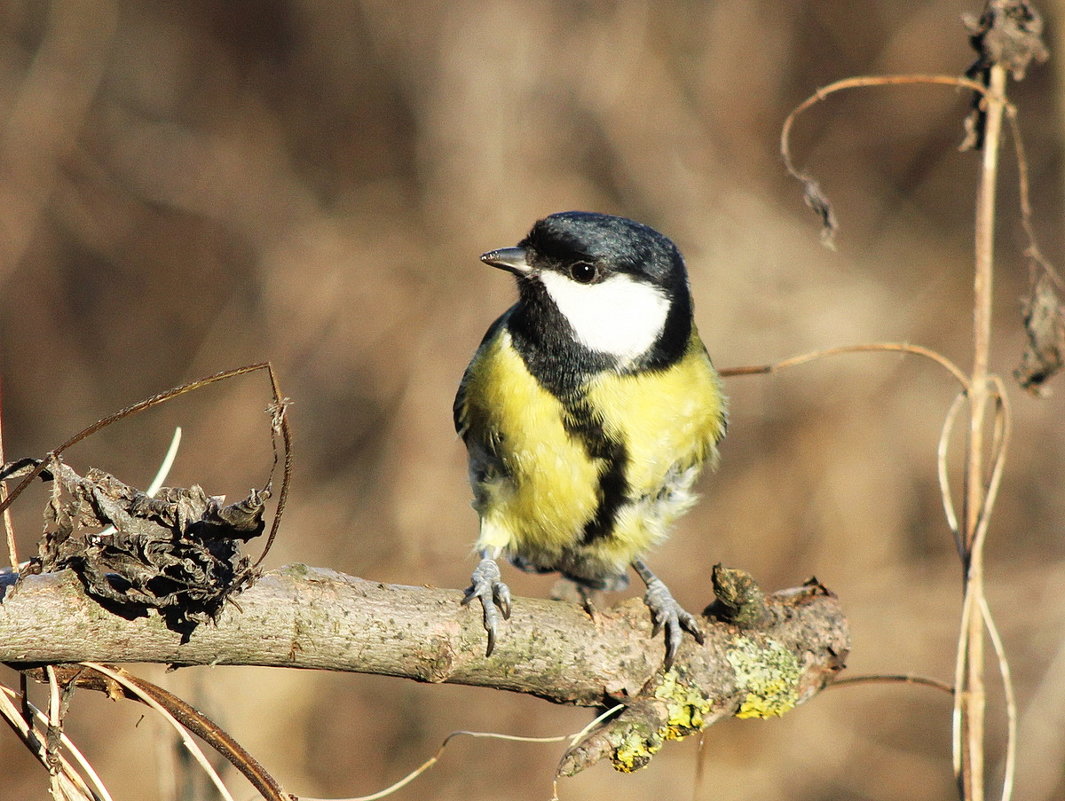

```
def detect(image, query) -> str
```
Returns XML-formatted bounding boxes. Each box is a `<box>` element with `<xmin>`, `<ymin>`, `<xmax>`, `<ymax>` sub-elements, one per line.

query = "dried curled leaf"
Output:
<box><xmin>961</xmin><ymin>0</ymin><xmax>1048</xmax><ymax>150</ymax></box>
<box><xmin>800</xmin><ymin>176</ymin><xmax>838</xmax><ymax>249</ymax></box>
<box><xmin>9</xmin><ymin>458</ymin><xmax>266</xmax><ymax>635</ymax></box>
<box><xmin>1015</xmin><ymin>272</ymin><xmax>1065</xmax><ymax>394</ymax></box>
<box><xmin>964</xmin><ymin>0</ymin><xmax>1048</xmax><ymax>81</ymax></box>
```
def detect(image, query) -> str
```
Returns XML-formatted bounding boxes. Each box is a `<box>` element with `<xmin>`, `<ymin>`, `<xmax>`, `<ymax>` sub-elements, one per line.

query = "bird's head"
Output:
<box><xmin>481</xmin><ymin>211</ymin><xmax>692</xmax><ymax>368</ymax></box>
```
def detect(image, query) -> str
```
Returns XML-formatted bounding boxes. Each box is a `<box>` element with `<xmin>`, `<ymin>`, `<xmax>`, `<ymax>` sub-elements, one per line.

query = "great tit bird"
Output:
<box><xmin>455</xmin><ymin>211</ymin><xmax>727</xmax><ymax>668</ymax></box>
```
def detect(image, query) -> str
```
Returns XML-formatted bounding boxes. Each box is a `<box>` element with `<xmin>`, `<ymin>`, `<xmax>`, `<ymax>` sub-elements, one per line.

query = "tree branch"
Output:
<box><xmin>0</xmin><ymin>564</ymin><xmax>848</xmax><ymax>774</ymax></box>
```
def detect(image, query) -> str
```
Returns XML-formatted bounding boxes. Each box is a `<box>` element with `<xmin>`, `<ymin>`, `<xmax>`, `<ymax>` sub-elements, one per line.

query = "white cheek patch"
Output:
<box><xmin>539</xmin><ymin>270</ymin><xmax>670</xmax><ymax>364</ymax></box>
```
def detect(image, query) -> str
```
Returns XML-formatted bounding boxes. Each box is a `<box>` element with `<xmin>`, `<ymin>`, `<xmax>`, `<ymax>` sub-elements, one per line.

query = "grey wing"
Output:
<box><xmin>453</xmin><ymin>364</ymin><xmax>474</xmax><ymax>439</ymax></box>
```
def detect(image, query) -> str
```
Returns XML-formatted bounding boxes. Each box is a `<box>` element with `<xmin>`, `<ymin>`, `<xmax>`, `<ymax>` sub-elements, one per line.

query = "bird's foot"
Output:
<box><xmin>576</xmin><ymin>584</ymin><xmax>599</xmax><ymax>619</ymax></box>
<box><xmin>549</xmin><ymin>578</ymin><xmax>600</xmax><ymax>619</ymax></box>
<box><xmin>462</xmin><ymin>557</ymin><xmax>511</xmax><ymax>656</ymax></box>
<box><xmin>634</xmin><ymin>560</ymin><xmax>704</xmax><ymax>670</ymax></box>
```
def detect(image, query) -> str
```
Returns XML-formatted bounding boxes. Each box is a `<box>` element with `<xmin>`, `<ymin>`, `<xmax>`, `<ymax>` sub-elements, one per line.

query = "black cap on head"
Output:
<box><xmin>519</xmin><ymin>211</ymin><xmax>688</xmax><ymax>290</ymax></box>
<box><xmin>496</xmin><ymin>212</ymin><xmax>695</xmax><ymax>381</ymax></box>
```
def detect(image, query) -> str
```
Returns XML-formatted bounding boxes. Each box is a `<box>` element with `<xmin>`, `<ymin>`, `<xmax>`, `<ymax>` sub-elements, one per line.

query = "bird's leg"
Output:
<box><xmin>461</xmin><ymin>550</ymin><xmax>512</xmax><ymax>656</ymax></box>
<box><xmin>576</xmin><ymin>583</ymin><xmax>598</xmax><ymax>618</ymax></box>
<box><xmin>548</xmin><ymin>577</ymin><xmax>600</xmax><ymax>618</ymax></box>
<box><xmin>632</xmin><ymin>559</ymin><xmax>704</xmax><ymax>670</ymax></box>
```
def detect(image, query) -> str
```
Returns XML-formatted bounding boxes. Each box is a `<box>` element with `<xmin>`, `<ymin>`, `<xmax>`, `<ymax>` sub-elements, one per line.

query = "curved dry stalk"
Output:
<box><xmin>830</xmin><ymin>673</ymin><xmax>954</xmax><ymax>695</ymax></box>
<box><xmin>255</xmin><ymin>366</ymin><xmax>294</xmax><ymax>568</ymax></box>
<box><xmin>80</xmin><ymin>664</ymin><xmax>236</xmax><ymax>801</ymax></box>
<box><xmin>720</xmin><ymin>342</ymin><xmax>970</xmax><ymax>389</ymax></box>
<box><xmin>779</xmin><ymin>73</ymin><xmax>1010</xmax><ymax>244</ymax></box>
<box><xmin>298</xmin><ymin>706</ymin><xmax>625</xmax><ymax>801</ymax></box>
<box><xmin>0</xmin><ymin>363</ymin><xmax>292</xmax><ymax>570</ymax></box>
<box><xmin>787</xmin><ymin>72</ymin><xmax>997</xmax><ymax>133</ymax></box>
<box><xmin>45</xmin><ymin>664</ymin><xmax>63</xmax><ymax>800</ymax></box>
<box><xmin>781</xmin><ymin>73</ymin><xmax>1000</xmax><ymax>172</ymax></box>
<box><xmin>979</xmin><ymin>597</ymin><xmax>1016</xmax><ymax>801</ymax></box>
<box><xmin>0</xmin><ymin>685</ymin><xmax>114</xmax><ymax>801</ymax></box>
<box><xmin>338</xmin><ymin>730</ymin><xmax>570</xmax><ymax>801</ymax></box>
<box><xmin>938</xmin><ymin>392</ymin><xmax>968</xmax><ymax>558</ymax></box>
<box><xmin>0</xmin><ymin>684</ymin><xmax>100</xmax><ymax>801</ymax></box>
<box><xmin>97</xmin><ymin>427</ymin><xmax>182</xmax><ymax>539</ymax></box>
<box><xmin>55</xmin><ymin>664</ymin><xmax>290</xmax><ymax>801</ymax></box>
<box><xmin>936</xmin><ymin>380</ymin><xmax>1011</xmax><ymax>564</ymax></box>
<box><xmin>952</xmin><ymin>579</ymin><xmax>976</xmax><ymax>780</ymax></box>
<box><xmin>0</xmin><ymin>378</ymin><xmax>16</xmax><ymax>569</ymax></box>
<box><xmin>146</xmin><ymin>427</ymin><xmax>183</xmax><ymax>496</ymax></box>
<box><xmin>957</xmin><ymin>60</ymin><xmax>1010</xmax><ymax>801</ymax></box>
<box><xmin>971</xmin><ymin>378</ymin><xmax>1012</xmax><ymax>553</ymax></box>
<box><xmin>1004</xmin><ymin>106</ymin><xmax>1064</xmax><ymax>290</ymax></box>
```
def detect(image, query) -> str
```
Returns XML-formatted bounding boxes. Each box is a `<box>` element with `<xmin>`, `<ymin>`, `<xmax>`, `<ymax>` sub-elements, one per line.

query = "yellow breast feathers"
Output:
<box><xmin>457</xmin><ymin>325</ymin><xmax>725</xmax><ymax>566</ymax></box>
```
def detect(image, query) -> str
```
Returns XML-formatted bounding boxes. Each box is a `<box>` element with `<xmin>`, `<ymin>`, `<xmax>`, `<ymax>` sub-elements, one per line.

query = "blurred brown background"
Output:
<box><xmin>1</xmin><ymin>1</ymin><xmax>1063</xmax><ymax>799</ymax></box>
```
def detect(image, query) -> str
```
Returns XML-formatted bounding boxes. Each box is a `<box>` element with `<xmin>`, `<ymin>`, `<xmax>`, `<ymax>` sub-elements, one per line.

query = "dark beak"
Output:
<box><xmin>480</xmin><ymin>247</ymin><xmax>531</xmax><ymax>275</ymax></box>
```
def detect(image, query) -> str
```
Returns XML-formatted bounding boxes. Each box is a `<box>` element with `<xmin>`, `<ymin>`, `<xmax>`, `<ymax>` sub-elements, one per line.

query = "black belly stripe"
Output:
<box><xmin>504</xmin><ymin>293</ymin><xmax>650</xmax><ymax>546</ymax></box>
<box><xmin>561</xmin><ymin>398</ymin><xmax>629</xmax><ymax>544</ymax></box>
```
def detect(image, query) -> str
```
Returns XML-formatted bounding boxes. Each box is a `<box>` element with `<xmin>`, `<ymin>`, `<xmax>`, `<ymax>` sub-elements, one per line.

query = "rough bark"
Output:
<box><xmin>0</xmin><ymin>564</ymin><xmax>848</xmax><ymax>774</ymax></box>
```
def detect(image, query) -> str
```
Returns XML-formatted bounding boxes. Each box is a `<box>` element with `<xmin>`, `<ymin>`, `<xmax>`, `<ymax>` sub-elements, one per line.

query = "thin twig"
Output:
<box><xmin>97</xmin><ymin>427</ymin><xmax>182</xmax><ymax>539</ymax></box>
<box><xmin>979</xmin><ymin>597</ymin><xmax>1016</xmax><ymax>801</ymax></box>
<box><xmin>0</xmin><ymin>684</ymin><xmax>98</xmax><ymax>800</ymax></box>
<box><xmin>1004</xmin><ymin>106</ymin><xmax>1064</xmax><ymax>289</ymax></box>
<box><xmin>0</xmin><ymin>364</ymin><xmax>268</xmax><ymax>514</ymax></box>
<box><xmin>45</xmin><ymin>665</ymin><xmax>64</xmax><ymax>800</ymax></box>
<box><xmin>80</xmin><ymin>664</ymin><xmax>236</xmax><ymax>801</ymax></box>
<box><xmin>972</xmin><ymin>379</ymin><xmax>1011</xmax><ymax>551</ymax></box>
<box><xmin>0</xmin><ymin>376</ymin><xmax>17</xmax><ymax>569</ymax></box>
<box><xmin>0</xmin><ymin>685</ymin><xmax>114</xmax><ymax>801</ymax></box>
<box><xmin>781</xmin><ymin>73</ymin><xmax>1003</xmax><ymax>179</ymax></box>
<box><xmin>779</xmin><ymin>74</ymin><xmax>1010</xmax><ymax>244</ymax></box>
<box><xmin>145</xmin><ymin>427</ymin><xmax>182</xmax><ymax>496</ymax></box>
<box><xmin>938</xmin><ymin>392</ymin><xmax>968</xmax><ymax>558</ymax></box>
<box><xmin>719</xmin><ymin>342</ymin><xmax>970</xmax><ymax>389</ymax></box>
<box><xmin>0</xmin><ymin>362</ymin><xmax>292</xmax><ymax>570</ymax></box>
<box><xmin>830</xmin><ymin>673</ymin><xmax>955</xmax><ymax>695</ymax></box>
<box><xmin>254</xmin><ymin>368</ymin><xmax>293</xmax><ymax>568</ymax></box>
<box><xmin>936</xmin><ymin>380</ymin><xmax>1012</xmax><ymax>569</ymax></box>
<box><xmin>297</xmin><ymin>706</ymin><xmax>625</xmax><ymax>801</ymax></box>
<box><xmin>50</xmin><ymin>664</ymin><xmax>289</xmax><ymax>801</ymax></box>
<box><xmin>781</xmin><ymin>72</ymin><xmax>1000</xmax><ymax>174</ymax></box>
<box><xmin>957</xmin><ymin>60</ymin><xmax>1009</xmax><ymax>801</ymax></box>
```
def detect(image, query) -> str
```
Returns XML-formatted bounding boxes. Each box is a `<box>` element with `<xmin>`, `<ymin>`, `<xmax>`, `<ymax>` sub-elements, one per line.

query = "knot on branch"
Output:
<box><xmin>705</xmin><ymin>563</ymin><xmax>770</xmax><ymax>628</ymax></box>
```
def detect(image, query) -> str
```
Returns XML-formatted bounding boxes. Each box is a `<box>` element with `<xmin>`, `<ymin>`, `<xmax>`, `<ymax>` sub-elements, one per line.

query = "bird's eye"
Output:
<box><xmin>569</xmin><ymin>261</ymin><xmax>598</xmax><ymax>284</ymax></box>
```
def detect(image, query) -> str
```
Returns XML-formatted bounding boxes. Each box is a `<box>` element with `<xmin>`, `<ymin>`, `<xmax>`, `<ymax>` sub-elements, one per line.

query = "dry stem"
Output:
<box><xmin>955</xmin><ymin>61</ymin><xmax>1008</xmax><ymax>801</ymax></box>
<box><xmin>0</xmin><ymin>377</ymin><xmax>17</xmax><ymax>569</ymax></box>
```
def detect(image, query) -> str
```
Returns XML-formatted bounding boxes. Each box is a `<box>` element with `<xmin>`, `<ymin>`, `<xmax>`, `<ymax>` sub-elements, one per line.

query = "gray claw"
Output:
<box><xmin>635</xmin><ymin>560</ymin><xmax>703</xmax><ymax>670</ymax></box>
<box><xmin>462</xmin><ymin>557</ymin><xmax>511</xmax><ymax>656</ymax></box>
<box><xmin>493</xmin><ymin>579</ymin><xmax>512</xmax><ymax>620</ymax></box>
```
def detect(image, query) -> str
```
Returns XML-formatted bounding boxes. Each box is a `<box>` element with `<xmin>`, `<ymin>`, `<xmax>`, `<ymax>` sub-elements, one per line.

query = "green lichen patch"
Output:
<box><xmin>609</xmin><ymin>672</ymin><xmax>713</xmax><ymax>772</ymax></box>
<box><xmin>726</xmin><ymin>636</ymin><xmax>800</xmax><ymax>719</ymax></box>
<box><xmin>653</xmin><ymin>670</ymin><xmax>713</xmax><ymax>738</ymax></box>
<box><xmin>611</xmin><ymin>722</ymin><xmax>662</xmax><ymax>773</ymax></box>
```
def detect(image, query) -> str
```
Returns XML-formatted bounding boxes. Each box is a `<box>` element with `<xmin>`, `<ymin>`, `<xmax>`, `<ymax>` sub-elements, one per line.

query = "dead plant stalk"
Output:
<box><xmin>958</xmin><ymin>61</ymin><xmax>1009</xmax><ymax>801</ymax></box>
